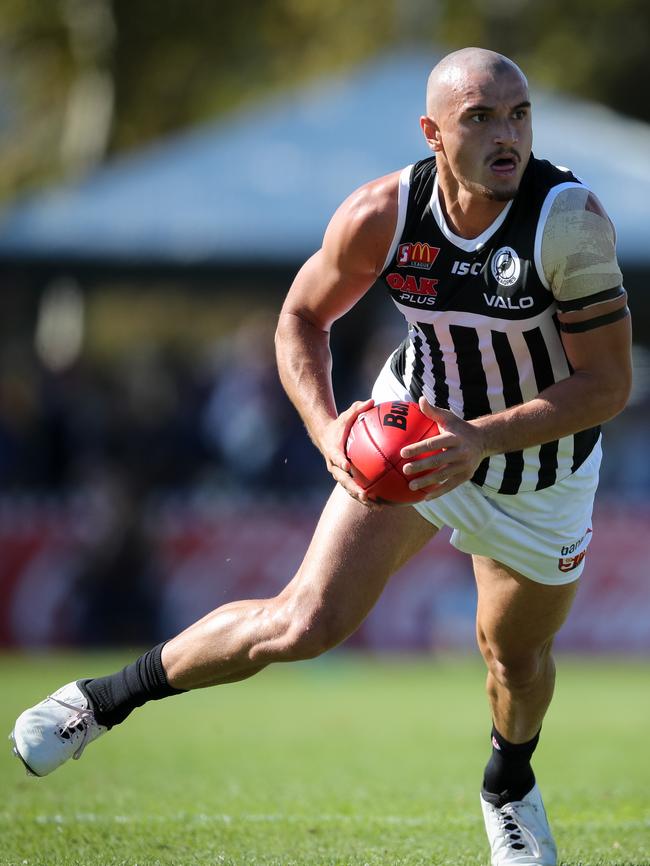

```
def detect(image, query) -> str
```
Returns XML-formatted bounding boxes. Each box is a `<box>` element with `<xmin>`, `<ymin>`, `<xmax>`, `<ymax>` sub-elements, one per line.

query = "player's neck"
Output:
<box><xmin>436</xmin><ymin>168</ymin><xmax>510</xmax><ymax>240</ymax></box>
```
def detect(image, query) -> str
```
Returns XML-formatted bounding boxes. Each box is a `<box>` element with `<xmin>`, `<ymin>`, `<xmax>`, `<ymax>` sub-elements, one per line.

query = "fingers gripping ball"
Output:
<box><xmin>345</xmin><ymin>400</ymin><xmax>441</xmax><ymax>503</ymax></box>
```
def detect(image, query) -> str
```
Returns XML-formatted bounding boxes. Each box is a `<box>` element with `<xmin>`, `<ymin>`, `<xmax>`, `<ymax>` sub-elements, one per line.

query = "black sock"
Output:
<box><xmin>482</xmin><ymin>725</ymin><xmax>539</xmax><ymax>806</ymax></box>
<box><xmin>82</xmin><ymin>642</ymin><xmax>186</xmax><ymax>729</ymax></box>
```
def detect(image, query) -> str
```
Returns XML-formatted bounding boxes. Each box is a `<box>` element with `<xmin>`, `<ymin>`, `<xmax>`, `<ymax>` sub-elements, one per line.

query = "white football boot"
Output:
<box><xmin>10</xmin><ymin>681</ymin><xmax>107</xmax><ymax>777</ymax></box>
<box><xmin>480</xmin><ymin>784</ymin><xmax>557</xmax><ymax>866</ymax></box>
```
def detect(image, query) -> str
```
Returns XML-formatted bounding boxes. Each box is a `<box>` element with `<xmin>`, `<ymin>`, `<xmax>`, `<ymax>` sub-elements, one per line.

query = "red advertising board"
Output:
<box><xmin>1</xmin><ymin>499</ymin><xmax>648</xmax><ymax>652</ymax></box>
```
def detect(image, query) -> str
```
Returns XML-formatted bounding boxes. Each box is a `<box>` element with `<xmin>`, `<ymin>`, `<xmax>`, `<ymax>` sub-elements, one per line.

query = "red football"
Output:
<box><xmin>345</xmin><ymin>400</ymin><xmax>441</xmax><ymax>503</ymax></box>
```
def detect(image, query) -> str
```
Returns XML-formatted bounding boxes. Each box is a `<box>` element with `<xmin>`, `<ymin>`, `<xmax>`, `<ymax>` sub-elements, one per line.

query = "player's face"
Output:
<box><xmin>427</xmin><ymin>68</ymin><xmax>532</xmax><ymax>202</ymax></box>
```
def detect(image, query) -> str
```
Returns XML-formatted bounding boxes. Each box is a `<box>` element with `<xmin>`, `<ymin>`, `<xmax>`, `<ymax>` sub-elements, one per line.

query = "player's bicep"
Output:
<box><xmin>280</xmin><ymin>174</ymin><xmax>399</xmax><ymax>331</ymax></box>
<box><xmin>280</xmin><ymin>247</ymin><xmax>376</xmax><ymax>333</ymax></box>
<box><xmin>558</xmin><ymin>294</ymin><xmax>632</xmax><ymax>405</ymax></box>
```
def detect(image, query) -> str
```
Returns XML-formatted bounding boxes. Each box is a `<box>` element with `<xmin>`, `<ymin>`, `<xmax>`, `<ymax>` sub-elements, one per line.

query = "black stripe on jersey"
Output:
<box><xmin>449</xmin><ymin>325</ymin><xmax>491</xmax><ymax>486</ymax></box>
<box><xmin>390</xmin><ymin>339</ymin><xmax>408</xmax><ymax>386</ymax></box>
<box><xmin>559</xmin><ymin>340</ymin><xmax>600</xmax><ymax>472</ymax></box>
<box><xmin>556</xmin><ymin>286</ymin><xmax>624</xmax><ymax>312</ymax></box>
<box><xmin>523</xmin><ymin>326</ymin><xmax>559</xmax><ymax>490</ymax></box>
<box><xmin>572</xmin><ymin>426</ymin><xmax>600</xmax><ymax>472</ymax></box>
<box><xmin>408</xmin><ymin>330</ymin><xmax>425</xmax><ymax>401</ymax></box>
<box><xmin>491</xmin><ymin>330</ymin><xmax>525</xmax><ymax>495</ymax></box>
<box><xmin>418</xmin><ymin>323</ymin><xmax>449</xmax><ymax>409</ymax></box>
<box><xmin>449</xmin><ymin>325</ymin><xmax>491</xmax><ymax>419</ymax></box>
<box><xmin>473</xmin><ymin>457</ymin><xmax>490</xmax><ymax>486</ymax></box>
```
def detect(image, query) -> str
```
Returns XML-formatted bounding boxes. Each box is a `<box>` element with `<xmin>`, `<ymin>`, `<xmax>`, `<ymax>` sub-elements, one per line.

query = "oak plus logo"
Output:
<box><xmin>491</xmin><ymin>246</ymin><xmax>521</xmax><ymax>288</ymax></box>
<box><xmin>386</xmin><ymin>272</ymin><xmax>439</xmax><ymax>307</ymax></box>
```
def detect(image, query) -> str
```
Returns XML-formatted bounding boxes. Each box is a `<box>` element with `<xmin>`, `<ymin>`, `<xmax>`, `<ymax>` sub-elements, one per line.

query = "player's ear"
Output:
<box><xmin>420</xmin><ymin>115</ymin><xmax>442</xmax><ymax>152</ymax></box>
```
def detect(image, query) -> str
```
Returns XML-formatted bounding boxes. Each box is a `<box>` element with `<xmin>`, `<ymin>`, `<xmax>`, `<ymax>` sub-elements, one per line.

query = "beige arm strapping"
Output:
<box><xmin>541</xmin><ymin>187</ymin><xmax>622</xmax><ymax>304</ymax></box>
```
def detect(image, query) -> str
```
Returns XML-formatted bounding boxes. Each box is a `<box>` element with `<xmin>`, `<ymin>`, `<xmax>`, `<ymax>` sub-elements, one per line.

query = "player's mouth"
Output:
<box><xmin>488</xmin><ymin>152</ymin><xmax>519</xmax><ymax>176</ymax></box>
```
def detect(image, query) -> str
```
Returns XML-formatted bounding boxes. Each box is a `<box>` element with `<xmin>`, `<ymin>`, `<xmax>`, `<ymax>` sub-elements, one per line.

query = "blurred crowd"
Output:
<box><xmin>2</xmin><ymin>313</ymin><xmax>650</xmax><ymax>500</ymax></box>
<box><xmin>1</xmin><ymin>307</ymin><xmax>649</xmax><ymax>647</ymax></box>
<box><xmin>0</xmin><ymin>313</ymin><xmax>330</xmax><ymax>500</ymax></box>
<box><xmin>1</xmin><ymin>311</ymin><xmax>648</xmax><ymax>500</ymax></box>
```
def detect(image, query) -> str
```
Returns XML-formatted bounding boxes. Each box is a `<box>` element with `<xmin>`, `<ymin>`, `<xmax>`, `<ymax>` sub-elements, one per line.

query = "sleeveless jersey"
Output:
<box><xmin>380</xmin><ymin>155</ymin><xmax>600</xmax><ymax>495</ymax></box>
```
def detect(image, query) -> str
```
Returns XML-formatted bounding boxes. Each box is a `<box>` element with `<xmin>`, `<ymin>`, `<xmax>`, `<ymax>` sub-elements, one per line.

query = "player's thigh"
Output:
<box><xmin>279</xmin><ymin>483</ymin><xmax>438</xmax><ymax>632</ymax></box>
<box><xmin>474</xmin><ymin>555</ymin><xmax>579</xmax><ymax>659</ymax></box>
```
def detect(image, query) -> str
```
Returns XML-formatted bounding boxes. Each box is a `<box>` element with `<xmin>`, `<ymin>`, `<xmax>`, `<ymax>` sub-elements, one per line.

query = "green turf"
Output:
<box><xmin>1</xmin><ymin>653</ymin><xmax>649</xmax><ymax>865</ymax></box>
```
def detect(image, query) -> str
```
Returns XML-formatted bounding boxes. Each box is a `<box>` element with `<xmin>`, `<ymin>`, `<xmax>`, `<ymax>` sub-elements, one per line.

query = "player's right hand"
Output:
<box><xmin>317</xmin><ymin>399</ymin><xmax>379</xmax><ymax>507</ymax></box>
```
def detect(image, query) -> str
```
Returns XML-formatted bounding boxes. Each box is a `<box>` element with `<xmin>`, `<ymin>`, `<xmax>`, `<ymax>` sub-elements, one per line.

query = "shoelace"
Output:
<box><xmin>497</xmin><ymin>804</ymin><xmax>541</xmax><ymax>857</ymax></box>
<box><xmin>48</xmin><ymin>695</ymin><xmax>97</xmax><ymax>760</ymax></box>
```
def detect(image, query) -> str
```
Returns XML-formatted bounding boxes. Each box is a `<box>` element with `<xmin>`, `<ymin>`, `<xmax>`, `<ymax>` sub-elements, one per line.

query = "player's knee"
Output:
<box><xmin>489</xmin><ymin>644</ymin><xmax>553</xmax><ymax>693</ymax></box>
<box><xmin>265</xmin><ymin>594</ymin><xmax>350</xmax><ymax>661</ymax></box>
<box><xmin>248</xmin><ymin>590</ymin><xmax>352</xmax><ymax>663</ymax></box>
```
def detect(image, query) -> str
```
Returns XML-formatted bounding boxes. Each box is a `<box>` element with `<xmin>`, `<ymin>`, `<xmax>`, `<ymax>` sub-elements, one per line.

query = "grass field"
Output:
<box><xmin>1</xmin><ymin>652</ymin><xmax>649</xmax><ymax>866</ymax></box>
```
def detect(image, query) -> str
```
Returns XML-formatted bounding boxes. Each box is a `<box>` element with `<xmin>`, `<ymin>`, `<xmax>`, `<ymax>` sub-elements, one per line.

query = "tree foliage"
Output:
<box><xmin>0</xmin><ymin>0</ymin><xmax>648</xmax><ymax>201</ymax></box>
<box><xmin>437</xmin><ymin>0</ymin><xmax>650</xmax><ymax>120</ymax></box>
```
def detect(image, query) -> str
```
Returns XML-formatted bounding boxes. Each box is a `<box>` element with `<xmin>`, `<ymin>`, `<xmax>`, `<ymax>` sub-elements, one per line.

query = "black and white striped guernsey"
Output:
<box><xmin>380</xmin><ymin>154</ymin><xmax>601</xmax><ymax>495</ymax></box>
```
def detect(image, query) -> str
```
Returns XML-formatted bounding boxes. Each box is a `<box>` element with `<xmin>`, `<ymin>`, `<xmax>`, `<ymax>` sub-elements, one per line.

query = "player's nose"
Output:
<box><xmin>493</xmin><ymin>119</ymin><xmax>519</xmax><ymax>146</ymax></box>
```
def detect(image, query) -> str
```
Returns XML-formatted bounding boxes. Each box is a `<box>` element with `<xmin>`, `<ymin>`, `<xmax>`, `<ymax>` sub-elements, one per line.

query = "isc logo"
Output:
<box><xmin>451</xmin><ymin>260</ymin><xmax>482</xmax><ymax>276</ymax></box>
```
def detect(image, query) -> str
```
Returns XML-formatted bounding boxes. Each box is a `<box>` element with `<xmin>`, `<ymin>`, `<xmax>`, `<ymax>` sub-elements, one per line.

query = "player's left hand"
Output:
<box><xmin>400</xmin><ymin>397</ymin><xmax>488</xmax><ymax>500</ymax></box>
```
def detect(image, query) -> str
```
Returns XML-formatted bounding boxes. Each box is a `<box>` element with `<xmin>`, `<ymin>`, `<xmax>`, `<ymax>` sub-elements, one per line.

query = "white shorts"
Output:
<box><xmin>371</xmin><ymin>358</ymin><xmax>601</xmax><ymax>585</ymax></box>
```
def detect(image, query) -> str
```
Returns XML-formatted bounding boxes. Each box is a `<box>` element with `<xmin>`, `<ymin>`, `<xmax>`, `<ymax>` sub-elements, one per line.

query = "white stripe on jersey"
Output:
<box><xmin>503</xmin><ymin>327</ymin><xmax>540</xmax><ymax>404</ymax></box>
<box><xmin>380</xmin><ymin>165</ymin><xmax>413</xmax><ymax>273</ymax></box>
<box><xmin>539</xmin><ymin>313</ymin><xmax>571</xmax><ymax>381</ymax></box>
<box><xmin>389</xmin><ymin>303</ymin><xmax>554</xmax><ymax>331</ymax></box>
<box><xmin>402</xmin><ymin>327</ymin><xmax>417</xmax><ymax>394</ymax></box>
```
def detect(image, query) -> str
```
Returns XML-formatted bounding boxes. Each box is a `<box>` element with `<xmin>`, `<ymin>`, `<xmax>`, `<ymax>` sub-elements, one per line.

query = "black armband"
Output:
<box><xmin>556</xmin><ymin>286</ymin><xmax>625</xmax><ymax>313</ymax></box>
<box><xmin>558</xmin><ymin>305</ymin><xmax>629</xmax><ymax>333</ymax></box>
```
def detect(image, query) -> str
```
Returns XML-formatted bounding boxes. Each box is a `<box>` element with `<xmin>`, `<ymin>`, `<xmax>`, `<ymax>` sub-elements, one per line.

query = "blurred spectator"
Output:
<box><xmin>71</xmin><ymin>468</ymin><xmax>162</xmax><ymax>647</ymax></box>
<box><xmin>200</xmin><ymin>313</ymin><xmax>323</xmax><ymax>493</ymax></box>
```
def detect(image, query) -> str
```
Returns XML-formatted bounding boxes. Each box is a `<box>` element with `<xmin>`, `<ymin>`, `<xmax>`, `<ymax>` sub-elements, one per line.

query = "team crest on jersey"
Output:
<box><xmin>397</xmin><ymin>242</ymin><xmax>440</xmax><ymax>270</ymax></box>
<box><xmin>490</xmin><ymin>246</ymin><xmax>521</xmax><ymax>288</ymax></box>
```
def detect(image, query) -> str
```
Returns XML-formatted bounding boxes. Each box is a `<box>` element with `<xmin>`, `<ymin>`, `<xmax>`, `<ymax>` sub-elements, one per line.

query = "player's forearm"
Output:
<box><xmin>472</xmin><ymin>370</ymin><xmax>630</xmax><ymax>458</ymax></box>
<box><xmin>275</xmin><ymin>310</ymin><xmax>338</xmax><ymax>449</ymax></box>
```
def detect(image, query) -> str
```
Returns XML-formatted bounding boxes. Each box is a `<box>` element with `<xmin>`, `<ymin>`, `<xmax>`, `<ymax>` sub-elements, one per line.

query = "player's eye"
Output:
<box><xmin>512</xmin><ymin>109</ymin><xmax>528</xmax><ymax>120</ymax></box>
<box><xmin>471</xmin><ymin>113</ymin><xmax>488</xmax><ymax>123</ymax></box>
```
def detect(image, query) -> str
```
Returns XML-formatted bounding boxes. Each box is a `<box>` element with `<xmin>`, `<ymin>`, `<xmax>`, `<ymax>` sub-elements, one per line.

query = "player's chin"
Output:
<box><xmin>482</xmin><ymin>182</ymin><xmax>519</xmax><ymax>202</ymax></box>
<box><xmin>472</xmin><ymin>175</ymin><xmax>521</xmax><ymax>202</ymax></box>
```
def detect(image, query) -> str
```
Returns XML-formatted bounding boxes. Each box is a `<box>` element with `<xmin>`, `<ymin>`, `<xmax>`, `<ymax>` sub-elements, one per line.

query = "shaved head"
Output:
<box><xmin>426</xmin><ymin>48</ymin><xmax>528</xmax><ymax>117</ymax></box>
<box><xmin>418</xmin><ymin>46</ymin><xmax>533</xmax><ymax>208</ymax></box>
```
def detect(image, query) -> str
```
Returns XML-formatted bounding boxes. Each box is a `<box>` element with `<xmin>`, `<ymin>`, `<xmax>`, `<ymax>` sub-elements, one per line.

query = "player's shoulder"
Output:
<box><xmin>324</xmin><ymin>170</ymin><xmax>401</xmax><ymax>269</ymax></box>
<box><xmin>530</xmin><ymin>158</ymin><xmax>614</xmax><ymax>225</ymax></box>
<box><xmin>544</xmin><ymin>182</ymin><xmax>616</xmax><ymax>243</ymax></box>
<box><xmin>549</xmin><ymin>185</ymin><xmax>614</xmax><ymax>226</ymax></box>
<box><xmin>335</xmin><ymin>170</ymin><xmax>401</xmax><ymax>234</ymax></box>
<box><xmin>538</xmin><ymin>163</ymin><xmax>621</xmax><ymax>299</ymax></box>
<box><xmin>529</xmin><ymin>156</ymin><xmax>582</xmax><ymax>190</ymax></box>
